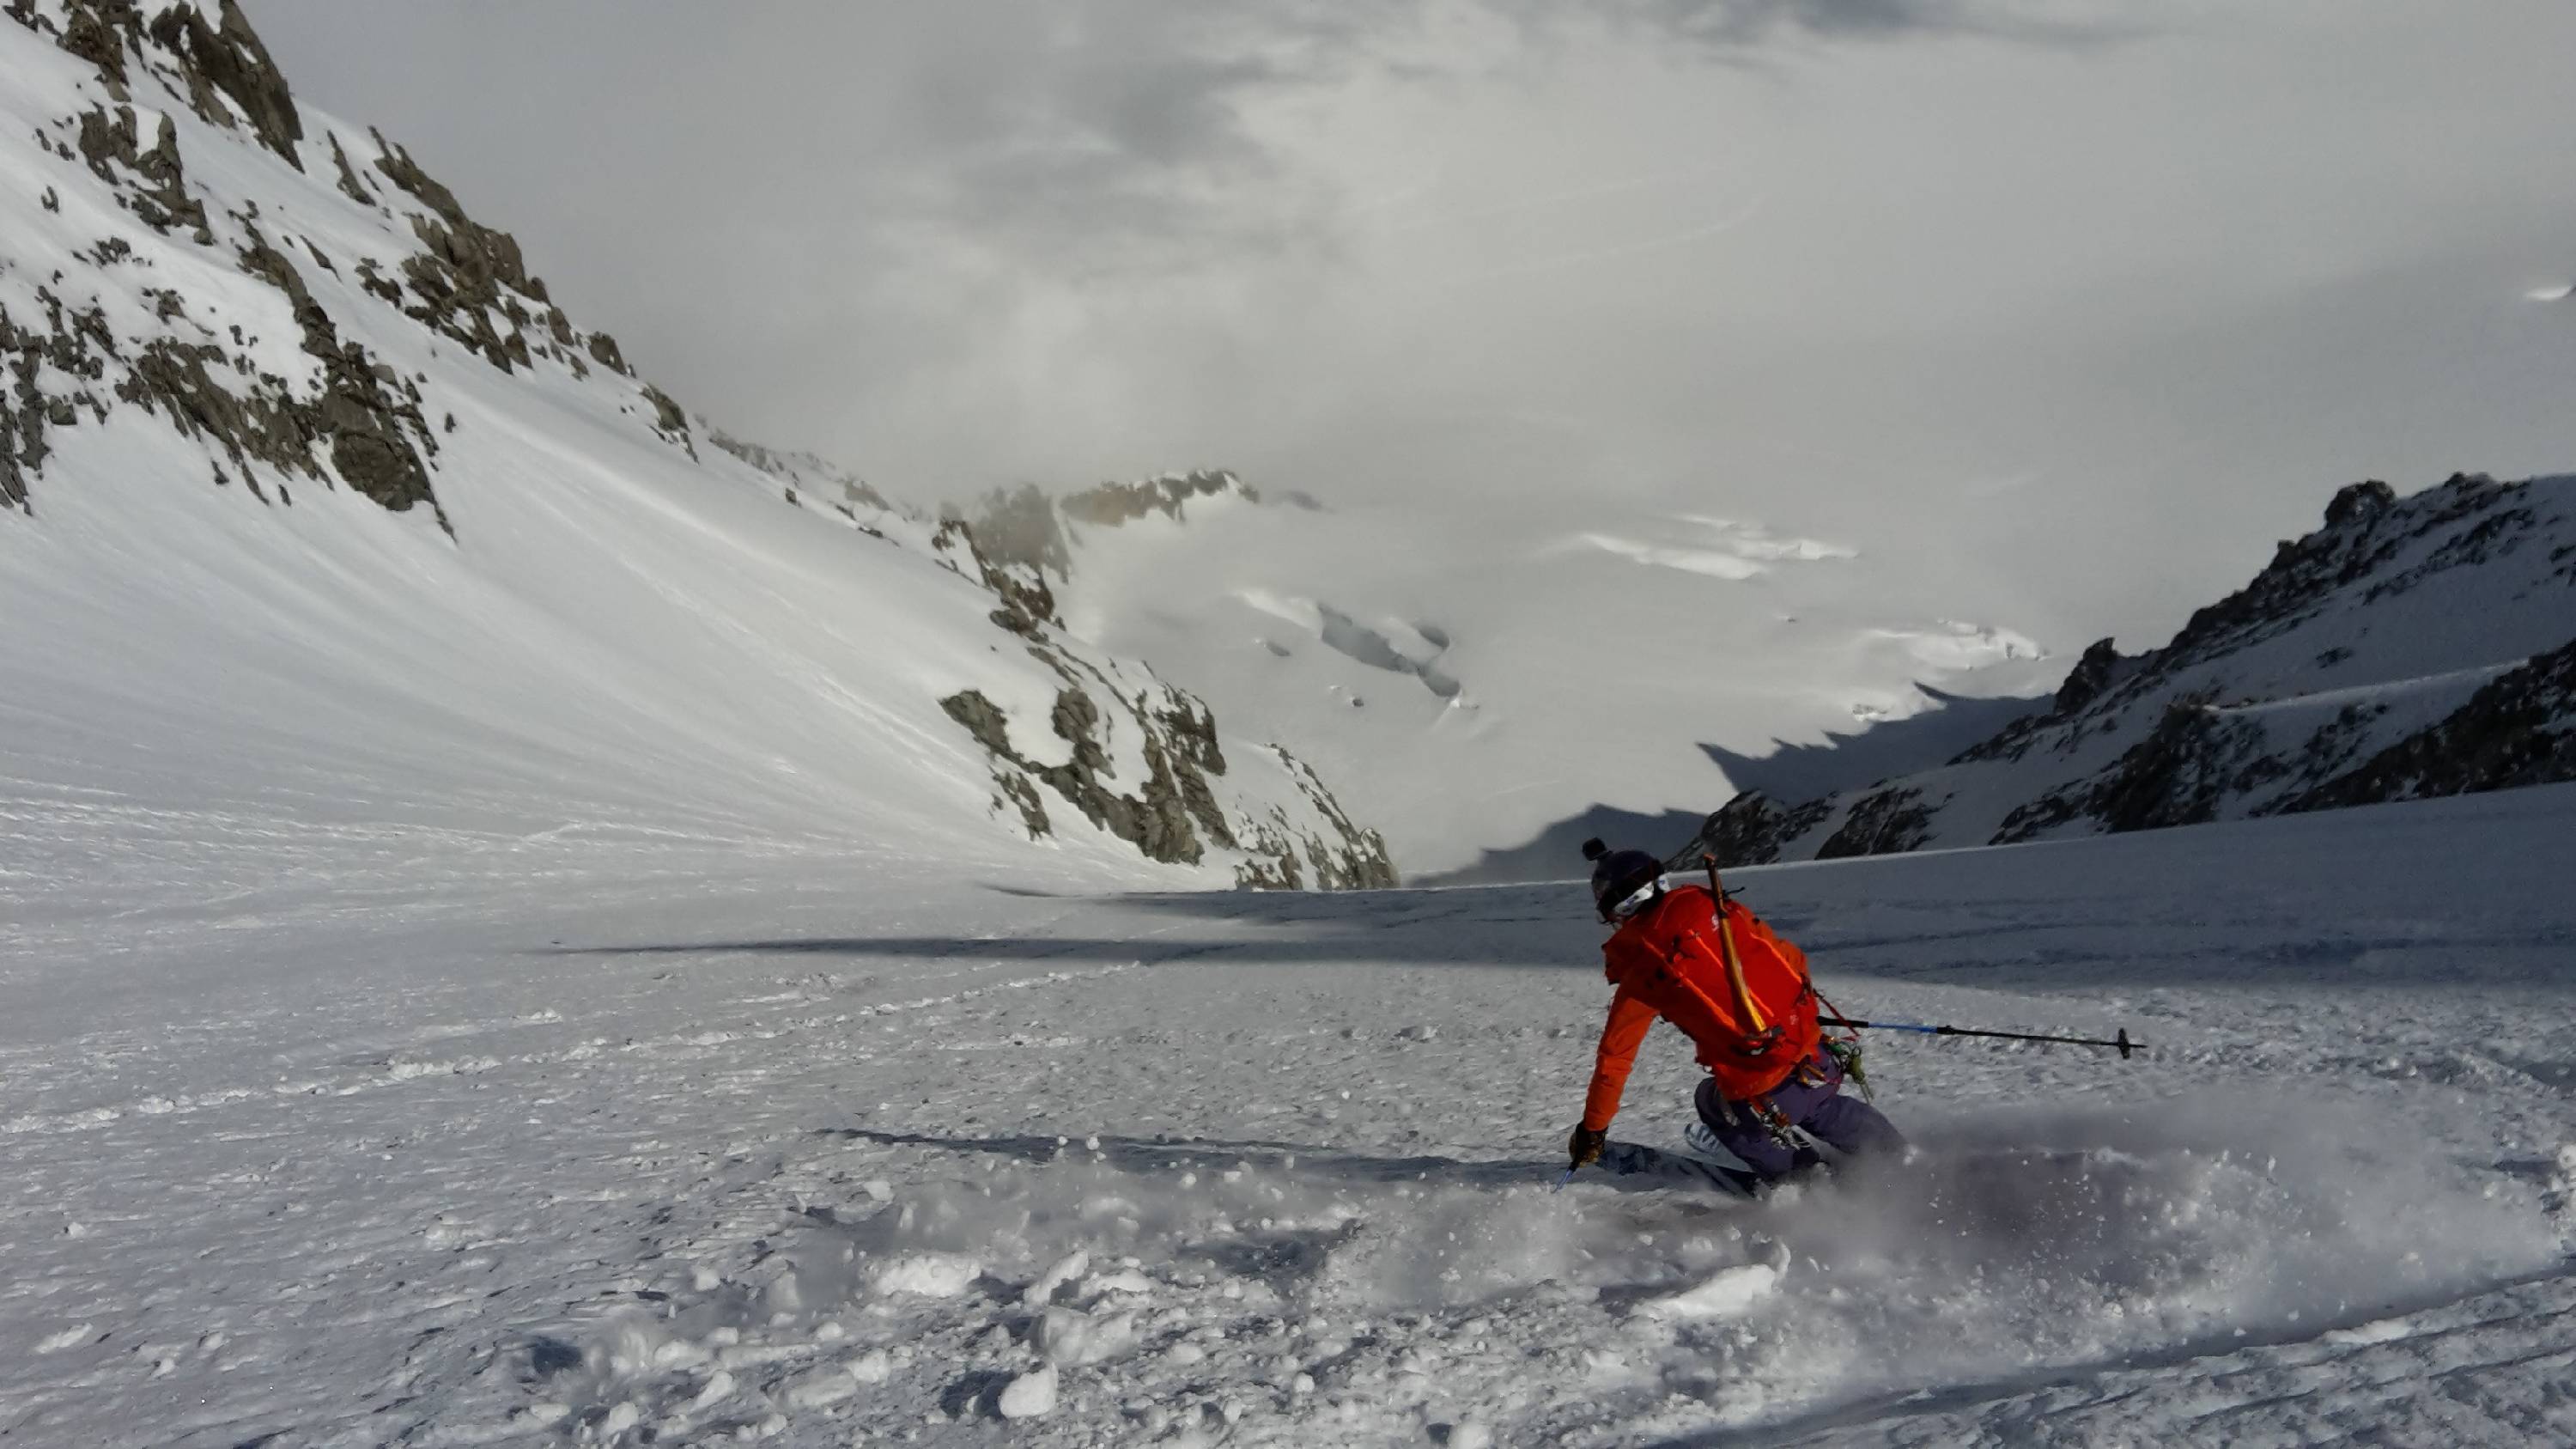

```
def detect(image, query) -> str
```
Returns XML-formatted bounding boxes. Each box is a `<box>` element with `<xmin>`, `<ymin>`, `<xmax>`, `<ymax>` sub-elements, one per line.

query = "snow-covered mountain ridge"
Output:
<box><xmin>0</xmin><ymin>0</ymin><xmax>1391</xmax><ymax>889</ymax></box>
<box><xmin>1680</xmin><ymin>472</ymin><xmax>2576</xmax><ymax>866</ymax></box>
<box><xmin>955</xmin><ymin>463</ymin><xmax>2057</xmax><ymax>876</ymax></box>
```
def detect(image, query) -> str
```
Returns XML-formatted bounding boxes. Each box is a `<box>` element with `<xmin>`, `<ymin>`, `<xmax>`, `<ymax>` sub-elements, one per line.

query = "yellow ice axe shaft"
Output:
<box><xmin>1703</xmin><ymin>855</ymin><xmax>1767</xmax><ymax>1033</ymax></box>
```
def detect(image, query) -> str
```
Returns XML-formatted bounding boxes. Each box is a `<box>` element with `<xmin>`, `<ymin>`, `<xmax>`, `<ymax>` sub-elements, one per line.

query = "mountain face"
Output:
<box><xmin>1678</xmin><ymin>473</ymin><xmax>2576</xmax><ymax>868</ymax></box>
<box><xmin>957</xmin><ymin>470</ymin><xmax>2057</xmax><ymax>877</ymax></box>
<box><xmin>0</xmin><ymin>0</ymin><xmax>1391</xmax><ymax>889</ymax></box>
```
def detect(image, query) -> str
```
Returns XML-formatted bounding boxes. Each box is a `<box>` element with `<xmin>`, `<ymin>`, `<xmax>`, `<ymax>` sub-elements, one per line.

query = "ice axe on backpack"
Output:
<box><xmin>1698</xmin><ymin>855</ymin><xmax>1774</xmax><ymax>1050</ymax></box>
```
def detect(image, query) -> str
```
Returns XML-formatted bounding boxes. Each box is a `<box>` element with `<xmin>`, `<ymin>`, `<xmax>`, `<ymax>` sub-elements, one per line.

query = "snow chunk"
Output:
<box><xmin>2324</xmin><ymin>1318</ymin><xmax>2420</xmax><ymax>1348</ymax></box>
<box><xmin>870</xmin><ymin>1252</ymin><xmax>981</xmax><ymax>1298</ymax></box>
<box><xmin>783</xmin><ymin>1364</ymin><xmax>857</xmax><ymax>1409</ymax></box>
<box><xmin>1023</xmin><ymin>1248</ymin><xmax>1090</xmax><ymax>1306</ymax></box>
<box><xmin>1036</xmin><ymin>1306</ymin><xmax>1136</xmax><ymax>1366</ymax></box>
<box><xmin>1082</xmin><ymin>1267</ymin><xmax>1154</xmax><ymax>1300</ymax></box>
<box><xmin>997</xmin><ymin>1362</ymin><xmax>1059</xmax><ymax>1419</ymax></box>
<box><xmin>1636</xmin><ymin>1263</ymin><xmax>1781</xmax><ymax>1321</ymax></box>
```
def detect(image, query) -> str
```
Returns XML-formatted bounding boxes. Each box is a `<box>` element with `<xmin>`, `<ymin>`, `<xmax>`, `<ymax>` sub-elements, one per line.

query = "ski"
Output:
<box><xmin>1594</xmin><ymin>1139</ymin><xmax>1765</xmax><ymax>1197</ymax></box>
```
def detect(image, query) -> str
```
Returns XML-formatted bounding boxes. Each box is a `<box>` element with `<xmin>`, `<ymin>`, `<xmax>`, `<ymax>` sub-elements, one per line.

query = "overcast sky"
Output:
<box><xmin>241</xmin><ymin>0</ymin><xmax>2576</xmax><ymax>648</ymax></box>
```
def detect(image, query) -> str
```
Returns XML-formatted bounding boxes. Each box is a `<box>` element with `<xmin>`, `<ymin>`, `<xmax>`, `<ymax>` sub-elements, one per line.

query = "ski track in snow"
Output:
<box><xmin>5</xmin><ymin>791</ymin><xmax>2576</xmax><ymax>1446</ymax></box>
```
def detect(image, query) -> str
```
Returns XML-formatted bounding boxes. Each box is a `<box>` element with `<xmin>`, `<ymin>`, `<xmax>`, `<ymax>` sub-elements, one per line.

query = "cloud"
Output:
<box><xmin>240</xmin><ymin>0</ymin><xmax>2576</xmax><ymax>654</ymax></box>
<box><xmin>1441</xmin><ymin>198</ymin><xmax>1765</xmax><ymax>287</ymax></box>
<box><xmin>850</xmin><ymin>7</ymin><xmax>1335</xmax><ymax>277</ymax></box>
<box><xmin>1599</xmin><ymin>0</ymin><xmax>2136</xmax><ymax>47</ymax></box>
<box><xmin>1564</xmin><ymin>516</ymin><xmax>1854</xmax><ymax>579</ymax></box>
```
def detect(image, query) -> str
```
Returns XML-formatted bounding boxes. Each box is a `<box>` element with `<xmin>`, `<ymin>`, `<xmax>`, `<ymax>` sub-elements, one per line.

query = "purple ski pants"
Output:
<box><xmin>1694</xmin><ymin>1047</ymin><xmax>1905</xmax><ymax>1179</ymax></box>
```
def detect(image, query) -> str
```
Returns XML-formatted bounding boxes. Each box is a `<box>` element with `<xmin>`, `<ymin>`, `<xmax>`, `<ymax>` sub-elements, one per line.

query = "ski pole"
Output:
<box><xmin>1822</xmin><ymin>1017</ymin><xmax>2139</xmax><ymax>1059</ymax></box>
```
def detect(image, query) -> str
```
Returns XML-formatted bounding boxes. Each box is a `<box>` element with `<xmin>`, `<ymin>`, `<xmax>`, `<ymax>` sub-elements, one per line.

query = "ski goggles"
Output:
<box><xmin>1607</xmin><ymin>874</ymin><xmax>1666</xmax><ymax>920</ymax></box>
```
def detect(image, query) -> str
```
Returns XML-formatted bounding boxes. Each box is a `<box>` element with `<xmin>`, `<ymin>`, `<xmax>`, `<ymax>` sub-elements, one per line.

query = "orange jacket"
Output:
<box><xmin>1581</xmin><ymin>884</ymin><xmax>1820</xmax><ymax>1132</ymax></box>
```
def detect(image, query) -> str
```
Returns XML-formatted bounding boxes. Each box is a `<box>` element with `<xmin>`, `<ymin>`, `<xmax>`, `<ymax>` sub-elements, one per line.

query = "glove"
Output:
<box><xmin>1567</xmin><ymin>1123</ymin><xmax>1607</xmax><ymax>1169</ymax></box>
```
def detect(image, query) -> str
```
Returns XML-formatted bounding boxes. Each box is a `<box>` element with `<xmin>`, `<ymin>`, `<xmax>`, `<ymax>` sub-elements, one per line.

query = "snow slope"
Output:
<box><xmin>1685</xmin><ymin>472</ymin><xmax>2576</xmax><ymax>866</ymax></box>
<box><xmin>8</xmin><ymin>779</ymin><xmax>2573</xmax><ymax>1446</ymax></box>
<box><xmin>7</xmin><ymin>11</ymin><xmax>2573</xmax><ymax>1445</ymax></box>
<box><xmin>957</xmin><ymin>472</ymin><xmax>2056</xmax><ymax>876</ymax></box>
<box><xmin>0</xmin><ymin>0</ymin><xmax>1388</xmax><ymax>892</ymax></box>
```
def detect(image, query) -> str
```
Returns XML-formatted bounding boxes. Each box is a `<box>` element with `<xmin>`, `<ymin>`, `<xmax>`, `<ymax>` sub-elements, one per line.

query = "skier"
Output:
<box><xmin>1565</xmin><ymin>838</ymin><xmax>1904</xmax><ymax>1185</ymax></box>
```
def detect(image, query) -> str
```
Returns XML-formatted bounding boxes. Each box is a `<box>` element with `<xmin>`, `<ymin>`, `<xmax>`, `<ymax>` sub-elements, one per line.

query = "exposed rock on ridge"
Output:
<box><xmin>1674</xmin><ymin>473</ymin><xmax>2576</xmax><ymax>867</ymax></box>
<box><xmin>915</xmin><ymin>514</ymin><xmax>1396</xmax><ymax>889</ymax></box>
<box><xmin>2281</xmin><ymin>638</ymin><xmax>2576</xmax><ymax>811</ymax></box>
<box><xmin>960</xmin><ymin>470</ymin><xmax>1278</xmax><ymax>581</ymax></box>
<box><xmin>145</xmin><ymin>0</ymin><xmax>301</xmax><ymax>166</ymax></box>
<box><xmin>1060</xmin><ymin>468</ymin><xmax>1255</xmax><ymax>529</ymax></box>
<box><xmin>1</xmin><ymin>0</ymin><xmax>690</xmax><ymax>524</ymax></box>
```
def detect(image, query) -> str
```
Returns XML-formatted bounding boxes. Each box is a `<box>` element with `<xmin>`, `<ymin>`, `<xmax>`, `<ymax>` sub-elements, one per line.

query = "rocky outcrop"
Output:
<box><xmin>1953</xmin><ymin>637</ymin><xmax>2131</xmax><ymax>770</ymax></box>
<box><xmin>0</xmin><ymin>0</ymin><xmax>713</xmax><ymax>523</ymax></box>
<box><xmin>2052</xmin><ymin>700</ymin><xmax>2263</xmax><ymax>836</ymax></box>
<box><xmin>2050</xmin><ymin>637</ymin><xmax>2125</xmax><ymax>715</ymax></box>
<box><xmin>1814</xmin><ymin>786</ymin><xmax>1936</xmax><ymax>860</ymax></box>
<box><xmin>235</xmin><ymin>230</ymin><xmax>441</xmax><ymax>514</ymax></box>
<box><xmin>931</xmin><ymin>517</ymin><xmax>1061</xmax><ymax>636</ymax></box>
<box><xmin>927</xmin><ymin>511</ymin><xmax>1396</xmax><ymax>887</ymax></box>
<box><xmin>52</xmin><ymin>0</ymin><xmax>129</xmax><ymax>90</ymax></box>
<box><xmin>364</xmin><ymin>130</ymin><xmax>593</xmax><ymax>382</ymax></box>
<box><xmin>640</xmin><ymin>384</ymin><xmax>693</xmax><ymax>456</ymax></box>
<box><xmin>585</xmin><ymin>331</ymin><xmax>631</xmax><ymax>377</ymax></box>
<box><xmin>2</xmin><ymin>290</ymin><xmax>106</xmax><ymax>513</ymax></box>
<box><xmin>75</xmin><ymin>102</ymin><xmax>209</xmax><ymax>240</ymax></box>
<box><xmin>145</xmin><ymin>0</ymin><xmax>302</xmax><ymax>167</ymax></box>
<box><xmin>28</xmin><ymin>1</ymin><xmax>303</xmax><ymax>167</ymax></box>
<box><xmin>325</xmin><ymin>131</ymin><xmax>373</xmax><ymax>205</ymax></box>
<box><xmin>1232</xmin><ymin>748</ymin><xmax>1400</xmax><ymax>891</ymax></box>
<box><xmin>3</xmin><ymin>210</ymin><xmax>447</xmax><ymax>524</ymax></box>
<box><xmin>1059</xmin><ymin>469</ymin><xmax>1254</xmax><ymax>529</ymax></box>
<box><xmin>940</xmin><ymin>680</ymin><xmax>1216</xmax><ymax>868</ymax></box>
<box><xmin>960</xmin><ymin>470</ymin><xmax>1277</xmax><ymax>580</ymax></box>
<box><xmin>938</xmin><ymin>656</ymin><xmax>1394</xmax><ymax>887</ymax></box>
<box><xmin>2278</xmin><ymin>638</ymin><xmax>2576</xmax><ymax>811</ymax></box>
<box><xmin>1665</xmin><ymin>791</ymin><xmax>1832</xmax><ymax>870</ymax></box>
